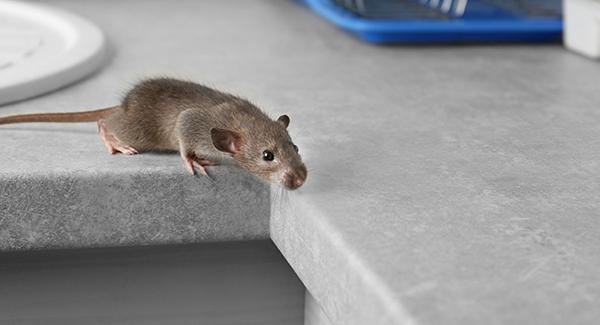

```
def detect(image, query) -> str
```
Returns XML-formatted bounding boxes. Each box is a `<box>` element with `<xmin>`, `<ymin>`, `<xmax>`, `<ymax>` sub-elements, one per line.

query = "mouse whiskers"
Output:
<box><xmin>270</xmin><ymin>185</ymin><xmax>294</xmax><ymax>219</ymax></box>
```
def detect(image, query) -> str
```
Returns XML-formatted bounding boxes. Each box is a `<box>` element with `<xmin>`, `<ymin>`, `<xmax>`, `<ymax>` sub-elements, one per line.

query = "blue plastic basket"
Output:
<box><xmin>304</xmin><ymin>0</ymin><xmax>563</xmax><ymax>43</ymax></box>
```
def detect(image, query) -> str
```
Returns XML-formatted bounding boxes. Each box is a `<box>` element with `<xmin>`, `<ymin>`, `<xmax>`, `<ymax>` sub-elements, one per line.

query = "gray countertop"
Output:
<box><xmin>1</xmin><ymin>1</ymin><xmax>600</xmax><ymax>324</ymax></box>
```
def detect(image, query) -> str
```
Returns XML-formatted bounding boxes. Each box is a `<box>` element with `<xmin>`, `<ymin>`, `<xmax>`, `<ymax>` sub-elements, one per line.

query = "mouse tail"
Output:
<box><xmin>0</xmin><ymin>106</ymin><xmax>119</xmax><ymax>125</ymax></box>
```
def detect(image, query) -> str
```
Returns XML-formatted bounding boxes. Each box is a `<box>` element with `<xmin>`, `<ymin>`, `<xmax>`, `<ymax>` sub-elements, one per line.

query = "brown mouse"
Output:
<box><xmin>0</xmin><ymin>78</ymin><xmax>307</xmax><ymax>190</ymax></box>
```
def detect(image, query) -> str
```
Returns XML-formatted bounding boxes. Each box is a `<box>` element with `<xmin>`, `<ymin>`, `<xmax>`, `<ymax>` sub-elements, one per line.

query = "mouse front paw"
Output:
<box><xmin>181</xmin><ymin>153</ymin><xmax>216</xmax><ymax>176</ymax></box>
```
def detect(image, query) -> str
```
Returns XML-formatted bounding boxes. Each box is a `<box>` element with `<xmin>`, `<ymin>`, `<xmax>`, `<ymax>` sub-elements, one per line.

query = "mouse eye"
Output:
<box><xmin>293</xmin><ymin>144</ymin><xmax>299</xmax><ymax>153</ymax></box>
<box><xmin>262</xmin><ymin>150</ymin><xmax>275</xmax><ymax>161</ymax></box>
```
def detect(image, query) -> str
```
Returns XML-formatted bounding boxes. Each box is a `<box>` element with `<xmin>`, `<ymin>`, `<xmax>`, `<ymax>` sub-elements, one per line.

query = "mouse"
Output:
<box><xmin>0</xmin><ymin>78</ymin><xmax>307</xmax><ymax>190</ymax></box>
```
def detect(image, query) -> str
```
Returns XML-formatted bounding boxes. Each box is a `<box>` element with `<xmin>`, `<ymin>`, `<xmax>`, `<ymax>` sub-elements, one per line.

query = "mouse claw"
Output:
<box><xmin>194</xmin><ymin>163</ymin><xmax>208</xmax><ymax>176</ymax></box>
<box><xmin>193</xmin><ymin>158</ymin><xmax>216</xmax><ymax>177</ymax></box>
<box><xmin>183</xmin><ymin>158</ymin><xmax>196</xmax><ymax>176</ymax></box>
<box><xmin>120</xmin><ymin>146</ymin><xmax>139</xmax><ymax>155</ymax></box>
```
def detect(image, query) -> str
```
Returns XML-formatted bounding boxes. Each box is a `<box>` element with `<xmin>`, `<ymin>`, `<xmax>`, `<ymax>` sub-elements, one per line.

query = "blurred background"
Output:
<box><xmin>0</xmin><ymin>0</ymin><xmax>597</xmax><ymax>106</ymax></box>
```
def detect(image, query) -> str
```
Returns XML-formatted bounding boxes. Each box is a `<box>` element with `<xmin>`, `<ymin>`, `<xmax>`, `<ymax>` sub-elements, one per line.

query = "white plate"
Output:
<box><xmin>0</xmin><ymin>0</ymin><xmax>107</xmax><ymax>105</ymax></box>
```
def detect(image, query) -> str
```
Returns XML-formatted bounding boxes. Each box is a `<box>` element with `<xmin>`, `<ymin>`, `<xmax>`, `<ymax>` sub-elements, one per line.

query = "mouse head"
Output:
<box><xmin>210</xmin><ymin>115</ymin><xmax>307</xmax><ymax>190</ymax></box>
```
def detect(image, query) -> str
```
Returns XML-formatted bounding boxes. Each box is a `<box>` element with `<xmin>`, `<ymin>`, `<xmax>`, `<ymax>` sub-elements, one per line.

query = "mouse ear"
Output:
<box><xmin>277</xmin><ymin>115</ymin><xmax>290</xmax><ymax>128</ymax></box>
<box><xmin>211</xmin><ymin>128</ymin><xmax>243</xmax><ymax>154</ymax></box>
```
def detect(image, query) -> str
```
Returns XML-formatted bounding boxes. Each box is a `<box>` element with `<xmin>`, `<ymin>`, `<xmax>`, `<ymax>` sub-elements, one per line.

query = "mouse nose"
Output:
<box><xmin>293</xmin><ymin>176</ymin><xmax>304</xmax><ymax>189</ymax></box>
<box><xmin>283</xmin><ymin>172</ymin><xmax>306</xmax><ymax>190</ymax></box>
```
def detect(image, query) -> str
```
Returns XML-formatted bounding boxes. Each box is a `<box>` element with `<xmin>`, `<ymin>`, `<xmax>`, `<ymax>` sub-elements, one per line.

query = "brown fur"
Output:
<box><xmin>0</xmin><ymin>78</ymin><xmax>307</xmax><ymax>189</ymax></box>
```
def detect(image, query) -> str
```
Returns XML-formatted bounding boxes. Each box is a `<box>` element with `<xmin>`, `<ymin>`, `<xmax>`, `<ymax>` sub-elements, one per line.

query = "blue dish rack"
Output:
<box><xmin>303</xmin><ymin>0</ymin><xmax>563</xmax><ymax>43</ymax></box>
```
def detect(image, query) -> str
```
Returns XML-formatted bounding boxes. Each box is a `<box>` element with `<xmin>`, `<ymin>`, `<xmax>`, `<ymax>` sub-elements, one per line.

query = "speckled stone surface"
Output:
<box><xmin>0</xmin><ymin>161</ymin><xmax>269</xmax><ymax>251</ymax></box>
<box><xmin>1</xmin><ymin>0</ymin><xmax>600</xmax><ymax>324</ymax></box>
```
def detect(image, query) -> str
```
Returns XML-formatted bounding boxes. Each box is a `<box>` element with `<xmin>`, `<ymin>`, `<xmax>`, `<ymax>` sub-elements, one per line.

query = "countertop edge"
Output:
<box><xmin>270</xmin><ymin>193</ymin><xmax>416</xmax><ymax>325</ymax></box>
<box><xmin>0</xmin><ymin>167</ymin><xmax>271</xmax><ymax>251</ymax></box>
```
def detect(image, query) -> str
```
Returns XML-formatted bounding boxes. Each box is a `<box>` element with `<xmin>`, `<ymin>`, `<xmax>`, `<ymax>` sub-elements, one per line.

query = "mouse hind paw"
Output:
<box><xmin>98</xmin><ymin>120</ymin><xmax>139</xmax><ymax>155</ymax></box>
<box><xmin>114</xmin><ymin>144</ymin><xmax>139</xmax><ymax>155</ymax></box>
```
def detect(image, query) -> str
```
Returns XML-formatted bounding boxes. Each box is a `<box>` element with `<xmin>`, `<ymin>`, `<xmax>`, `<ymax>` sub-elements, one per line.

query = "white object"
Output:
<box><xmin>564</xmin><ymin>0</ymin><xmax>600</xmax><ymax>59</ymax></box>
<box><xmin>0</xmin><ymin>0</ymin><xmax>107</xmax><ymax>105</ymax></box>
